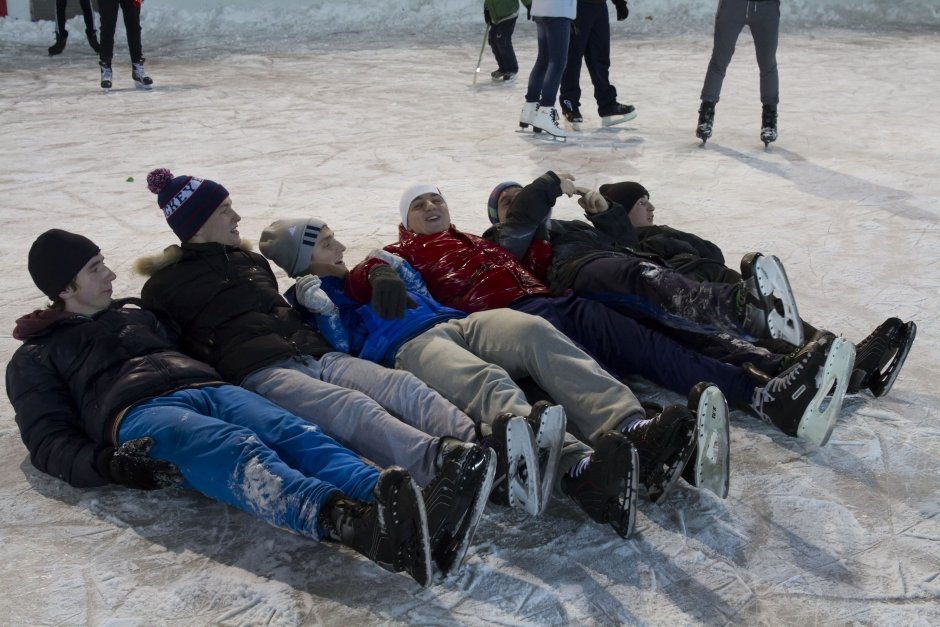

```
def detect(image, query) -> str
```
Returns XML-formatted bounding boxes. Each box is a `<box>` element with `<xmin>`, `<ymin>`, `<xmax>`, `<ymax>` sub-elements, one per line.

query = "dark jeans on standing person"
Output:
<box><xmin>525</xmin><ymin>16</ymin><xmax>572</xmax><ymax>107</ymax></box>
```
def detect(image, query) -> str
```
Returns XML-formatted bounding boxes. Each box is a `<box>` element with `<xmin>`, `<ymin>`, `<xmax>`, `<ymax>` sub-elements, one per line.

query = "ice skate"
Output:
<box><xmin>48</xmin><ymin>31</ymin><xmax>67</xmax><ymax>56</ymax></box>
<box><xmin>527</xmin><ymin>401</ymin><xmax>567</xmax><ymax>513</ymax></box>
<box><xmin>622</xmin><ymin>404</ymin><xmax>697</xmax><ymax>503</ymax></box>
<box><xmin>485</xmin><ymin>413</ymin><xmax>541</xmax><ymax>515</ymax></box>
<box><xmin>322</xmin><ymin>466</ymin><xmax>432</xmax><ymax>587</ymax></box>
<box><xmin>519</xmin><ymin>101</ymin><xmax>540</xmax><ymax>133</ymax></box>
<box><xmin>740</xmin><ymin>252</ymin><xmax>804</xmax><ymax>346</ymax></box>
<box><xmin>532</xmin><ymin>105</ymin><xmax>568</xmax><ymax>141</ymax></box>
<box><xmin>491</xmin><ymin>70</ymin><xmax>517</xmax><ymax>82</ymax></box>
<box><xmin>848</xmin><ymin>318</ymin><xmax>916</xmax><ymax>397</ymax></box>
<box><xmin>599</xmin><ymin>102</ymin><xmax>637</xmax><ymax>127</ymax></box>
<box><xmin>132</xmin><ymin>61</ymin><xmax>153</xmax><ymax>90</ymax></box>
<box><xmin>561</xmin><ymin>431</ymin><xmax>639</xmax><ymax>538</ymax></box>
<box><xmin>748</xmin><ymin>335</ymin><xmax>855</xmax><ymax>447</ymax></box>
<box><xmin>761</xmin><ymin>104</ymin><xmax>778</xmax><ymax>147</ymax></box>
<box><xmin>696</xmin><ymin>101</ymin><xmax>715</xmax><ymax>144</ymax></box>
<box><xmin>561</xmin><ymin>99</ymin><xmax>583</xmax><ymax>131</ymax></box>
<box><xmin>85</xmin><ymin>29</ymin><xmax>100</xmax><ymax>53</ymax></box>
<box><xmin>682</xmin><ymin>382</ymin><xmax>731</xmax><ymax>499</ymax></box>
<box><xmin>425</xmin><ymin>439</ymin><xmax>495</xmax><ymax>580</ymax></box>
<box><xmin>99</xmin><ymin>61</ymin><xmax>113</xmax><ymax>92</ymax></box>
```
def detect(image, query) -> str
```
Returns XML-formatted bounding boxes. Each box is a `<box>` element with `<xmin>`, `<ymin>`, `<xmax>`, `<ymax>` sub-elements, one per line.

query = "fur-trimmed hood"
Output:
<box><xmin>134</xmin><ymin>238</ymin><xmax>254</xmax><ymax>277</ymax></box>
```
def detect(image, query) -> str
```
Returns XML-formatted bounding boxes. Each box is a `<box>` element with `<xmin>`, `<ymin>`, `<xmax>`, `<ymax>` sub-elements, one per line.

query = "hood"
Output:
<box><xmin>134</xmin><ymin>238</ymin><xmax>254</xmax><ymax>277</ymax></box>
<box><xmin>12</xmin><ymin>309</ymin><xmax>80</xmax><ymax>341</ymax></box>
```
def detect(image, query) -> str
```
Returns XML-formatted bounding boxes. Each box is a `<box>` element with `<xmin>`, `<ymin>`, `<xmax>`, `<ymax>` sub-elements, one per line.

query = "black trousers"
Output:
<box><xmin>98</xmin><ymin>0</ymin><xmax>143</xmax><ymax>64</ymax></box>
<box><xmin>55</xmin><ymin>0</ymin><xmax>95</xmax><ymax>36</ymax></box>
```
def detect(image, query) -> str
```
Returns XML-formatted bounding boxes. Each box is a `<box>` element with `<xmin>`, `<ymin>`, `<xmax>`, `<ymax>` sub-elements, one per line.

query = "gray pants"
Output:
<box><xmin>242</xmin><ymin>353</ymin><xmax>476</xmax><ymax>486</ymax></box>
<box><xmin>394</xmin><ymin>309</ymin><xmax>645</xmax><ymax>479</ymax></box>
<box><xmin>701</xmin><ymin>0</ymin><xmax>780</xmax><ymax>106</ymax></box>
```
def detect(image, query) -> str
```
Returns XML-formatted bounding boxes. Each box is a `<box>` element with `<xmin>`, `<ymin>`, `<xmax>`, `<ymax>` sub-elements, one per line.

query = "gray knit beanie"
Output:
<box><xmin>259</xmin><ymin>218</ymin><xmax>326</xmax><ymax>277</ymax></box>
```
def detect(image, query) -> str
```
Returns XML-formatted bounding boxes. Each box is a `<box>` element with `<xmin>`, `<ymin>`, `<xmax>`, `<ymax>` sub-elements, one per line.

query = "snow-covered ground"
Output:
<box><xmin>1</xmin><ymin>4</ymin><xmax>938</xmax><ymax>625</ymax></box>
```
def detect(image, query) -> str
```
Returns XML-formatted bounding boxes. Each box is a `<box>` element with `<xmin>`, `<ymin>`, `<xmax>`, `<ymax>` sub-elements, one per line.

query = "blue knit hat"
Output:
<box><xmin>487</xmin><ymin>181</ymin><xmax>522</xmax><ymax>224</ymax></box>
<box><xmin>147</xmin><ymin>168</ymin><xmax>230</xmax><ymax>241</ymax></box>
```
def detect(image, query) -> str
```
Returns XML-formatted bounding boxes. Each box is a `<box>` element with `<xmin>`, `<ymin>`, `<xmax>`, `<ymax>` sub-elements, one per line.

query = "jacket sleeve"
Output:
<box><xmin>490</xmin><ymin>171</ymin><xmax>561</xmax><ymax>259</ymax></box>
<box><xmin>6</xmin><ymin>351</ymin><xmax>111</xmax><ymax>488</ymax></box>
<box><xmin>587</xmin><ymin>200</ymin><xmax>641</xmax><ymax>248</ymax></box>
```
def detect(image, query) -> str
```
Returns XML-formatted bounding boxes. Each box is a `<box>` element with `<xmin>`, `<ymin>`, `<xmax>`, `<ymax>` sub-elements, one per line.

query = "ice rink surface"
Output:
<box><xmin>0</xmin><ymin>8</ymin><xmax>938</xmax><ymax>626</ymax></box>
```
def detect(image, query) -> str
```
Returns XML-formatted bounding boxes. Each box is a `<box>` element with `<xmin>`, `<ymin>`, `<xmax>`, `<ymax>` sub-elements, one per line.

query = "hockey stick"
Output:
<box><xmin>473</xmin><ymin>25</ymin><xmax>490</xmax><ymax>85</ymax></box>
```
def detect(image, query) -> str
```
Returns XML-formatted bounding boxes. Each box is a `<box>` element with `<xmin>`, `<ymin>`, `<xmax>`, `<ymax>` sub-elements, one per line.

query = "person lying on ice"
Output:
<box><xmin>347</xmin><ymin>183</ymin><xmax>854</xmax><ymax>463</ymax></box>
<box><xmin>133</xmin><ymin>169</ymin><xmax>494</xmax><ymax>581</ymax></box>
<box><xmin>6</xmin><ymin>229</ymin><xmax>486</xmax><ymax>587</ymax></box>
<box><xmin>258</xmin><ymin>217</ymin><xmax>713</xmax><ymax>538</ymax></box>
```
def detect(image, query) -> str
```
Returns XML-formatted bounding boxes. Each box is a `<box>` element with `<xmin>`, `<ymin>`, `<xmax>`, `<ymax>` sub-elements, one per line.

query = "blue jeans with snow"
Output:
<box><xmin>525</xmin><ymin>16</ymin><xmax>572</xmax><ymax>107</ymax></box>
<box><xmin>118</xmin><ymin>384</ymin><xmax>379</xmax><ymax>541</ymax></box>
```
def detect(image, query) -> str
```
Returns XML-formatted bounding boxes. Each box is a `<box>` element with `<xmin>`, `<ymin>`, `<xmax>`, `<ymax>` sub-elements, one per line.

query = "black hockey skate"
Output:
<box><xmin>48</xmin><ymin>31</ymin><xmax>67</xmax><ymax>56</ymax></box>
<box><xmin>622</xmin><ymin>404</ymin><xmax>697</xmax><ymax>503</ymax></box>
<box><xmin>682</xmin><ymin>382</ymin><xmax>731</xmax><ymax>499</ymax></box>
<box><xmin>99</xmin><ymin>61</ymin><xmax>112</xmax><ymax>91</ymax></box>
<box><xmin>599</xmin><ymin>102</ymin><xmax>637</xmax><ymax>127</ymax></box>
<box><xmin>425</xmin><ymin>439</ymin><xmax>495</xmax><ymax>580</ymax></box>
<box><xmin>561</xmin><ymin>431</ymin><xmax>639</xmax><ymax>538</ymax></box>
<box><xmin>848</xmin><ymin>318</ymin><xmax>916</xmax><ymax>397</ymax></box>
<box><xmin>485</xmin><ymin>413</ymin><xmax>541</xmax><ymax>515</ymax></box>
<box><xmin>760</xmin><ymin>104</ymin><xmax>778</xmax><ymax>147</ymax></box>
<box><xmin>561</xmin><ymin>99</ymin><xmax>583</xmax><ymax>131</ymax></box>
<box><xmin>527</xmin><ymin>401</ymin><xmax>567</xmax><ymax>514</ymax></box>
<box><xmin>322</xmin><ymin>466</ymin><xmax>432</xmax><ymax>587</ymax></box>
<box><xmin>696</xmin><ymin>101</ymin><xmax>715</xmax><ymax>144</ymax></box>
<box><xmin>740</xmin><ymin>252</ymin><xmax>803</xmax><ymax>346</ymax></box>
<box><xmin>748</xmin><ymin>334</ymin><xmax>855</xmax><ymax>447</ymax></box>
<box><xmin>491</xmin><ymin>69</ymin><xmax>517</xmax><ymax>82</ymax></box>
<box><xmin>85</xmin><ymin>28</ymin><xmax>100</xmax><ymax>53</ymax></box>
<box><xmin>132</xmin><ymin>61</ymin><xmax>153</xmax><ymax>90</ymax></box>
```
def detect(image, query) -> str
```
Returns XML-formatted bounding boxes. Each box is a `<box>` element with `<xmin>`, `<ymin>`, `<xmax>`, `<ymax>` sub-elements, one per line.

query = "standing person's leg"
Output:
<box><xmin>316</xmin><ymin>352</ymin><xmax>476</xmax><ymax>443</ymax></box>
<box><xmin>700</xmin><ymin>0</ymin><xmax>747</xmax><ymax>104</ymax></box>
<box><xmin>118</xmin><ymin>0</ymin><xmax>143</xmax><ymax>63</ymax></box>
<box><xmin>559</xmin><ymin>6</ymin><xmax>588</xmax><ymax>115</ymax></box>
<box><xmin>536</xmin><ymin>17</ymin><xmax>572</xmax><ymax>108</ymax></box>
<box><xmin>581</xmin><ymin>3</ymin><xmax>617</xmax><ymax>114</ymax></box>
<box><xmin>97</xmin><ymin>0</ymin><xmax>119</xmax><ymax>65</ymax></box>
<box><xmin>749</xmin><ymin>0</ymin><xmax>780</xmax><ymax>106</ymax></box>
<box><xmin>118</xmin><ymin>387</ymin><xmax>377</xmax><ymax>539</ymax></box>
<box><xmin>79</xmin><ymin>0</ymin><xmax>96</xmax><ymax>32</ymax></box>
<box><xmin>54</xmin><ymin>0</ymin><xmax>68</xmax><ymax>37</ymax></box>
<box><xmin>241</xmin><ymin>357</ymin><xmax>442</xmax><ymax>486</ymax></box>
<box><xmin>491</xmin><ymin>18</ymin><xmax>519</xmax><ymax>75</ymax></box>
<box><xmin>524</xmin><ymin>18</ymin><xmax>551</xmax><ymax>103</ymax></box>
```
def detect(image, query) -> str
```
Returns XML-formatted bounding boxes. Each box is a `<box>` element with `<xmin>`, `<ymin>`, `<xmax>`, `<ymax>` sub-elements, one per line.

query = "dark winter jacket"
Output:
<box><xmin>635</xmin><ymin>225</ymin><xmax>739</xmax><ymax>284</ymax></box>
<box><xmin>346</xmin><ymin>225</ymin><xmax>552</xmax><ymax>315</ymax></box>
<box><xmin>138</xmin><ymin>242</ymin><xmax>333</xmax><ymax>384</ymax></box>
<box><xmin>5</xmin><ymin>300</ymin><xmax>221</xmax><ymax>488</ymax></box>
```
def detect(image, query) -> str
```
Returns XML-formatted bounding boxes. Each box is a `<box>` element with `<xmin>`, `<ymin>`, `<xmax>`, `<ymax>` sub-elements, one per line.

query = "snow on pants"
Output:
<box><xmin>118</xmin><ymin>385</ymin><xmax>378</xmax><ymax>541</ymax></box>
<box><xmin>700</xmin><ymin>0</ymin><xmax>780</xmax><ymax>105</ymax></box>
<box><xmin>559</xmin><ymin>0</ymin><xmax>617</xmax><ymax>114</ymax></box>
<box><xmin>241</xmin><ymin>352</ymin><xmax>476</xmax><ymax>487</ymax></box>
<box><xmin>489</xmin><ymin>17</ymin><xmax>520</xmax><ymax>74</ymax></box>
<box><xmin>394</xmin><ymin>309</ymin><xmax>646</xmax><ymax>476</ymax></box>
<box><xmin>512</xmin><ymin>294</ymin><xmax>756</xmax><ymax>406</ymax></box>
<box><xmin>525</xmin><ymin>16</ymin><xmax>572</xmax><ymax>107</ymax></box>
<box><xmin>97</xmin><ymin>0</ymin><xmax>143</xmax><ymax>64</ymax></box>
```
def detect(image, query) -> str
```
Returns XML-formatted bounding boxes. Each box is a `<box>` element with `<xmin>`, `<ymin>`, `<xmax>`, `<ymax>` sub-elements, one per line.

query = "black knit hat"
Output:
<box><xmin>598</xmin><ymin>181</ymin><xmax>650</xmax><ymax>213</ymax></box>
<box><xmin>28</xmin><ymin>229</ymin><xmax>100</xmax><ymax>300</ymax></box>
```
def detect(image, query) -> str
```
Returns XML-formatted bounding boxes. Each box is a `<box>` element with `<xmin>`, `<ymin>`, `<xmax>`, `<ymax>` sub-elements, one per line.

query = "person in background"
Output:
<box><xmin>484</xmin><ymin>0</ymin><xmax>532</xmax><ymax>82</ymax></box>
<box><xmin>519</xmin><ymin>0</ymin><xmax>576</xmax><ymax>141</ymax></box>
<box><xmin>97</xmin><ymin>0</ymin><xmax>153</xmax><ymax>91</ymax></box>
<box><xmin>47</xmin><ymin>0</ymin><xmax>99</xmax><ymax>56</ymax></box>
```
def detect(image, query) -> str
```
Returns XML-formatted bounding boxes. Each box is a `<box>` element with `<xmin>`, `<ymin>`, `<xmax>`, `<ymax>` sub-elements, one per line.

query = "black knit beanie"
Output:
<box><xmin>598</xmin><ymin>181</ymin><xmax>650</xmax><ymax>213</ymax></box>
<box><xmin>28</xmin><ymin>229</ymin><xmax>100</xmax><ymax>300</ymax></box>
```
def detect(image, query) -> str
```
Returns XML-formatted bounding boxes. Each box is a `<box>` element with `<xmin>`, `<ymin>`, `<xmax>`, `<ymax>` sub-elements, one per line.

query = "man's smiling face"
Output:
<box><xmin>407</xmin><ymin>192</ymin><xmax>451</xmax><ymax>235</ymax></box>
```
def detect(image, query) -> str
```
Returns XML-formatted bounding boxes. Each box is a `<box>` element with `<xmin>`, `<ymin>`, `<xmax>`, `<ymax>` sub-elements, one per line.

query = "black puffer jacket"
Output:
<box><xmin>635</xmin><ymin>225</ymin><xmax>739</xmax><ymax>284</ymax></box>
<box><xmin>138</xmin><ymin>242</ymin><xmax>333</xmax><ymax>384</ymax></box>
<box><xmin>5</xmin><ymin>300</ymin><xmax>221</xmax><ymax>488</ymax></box>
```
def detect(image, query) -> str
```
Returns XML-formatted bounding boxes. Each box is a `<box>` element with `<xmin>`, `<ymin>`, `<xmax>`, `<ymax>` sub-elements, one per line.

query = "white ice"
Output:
<box><xmin>1</xmin><ymin>3</ymin><xmax>938</xmax><ymax>625</ymax></box>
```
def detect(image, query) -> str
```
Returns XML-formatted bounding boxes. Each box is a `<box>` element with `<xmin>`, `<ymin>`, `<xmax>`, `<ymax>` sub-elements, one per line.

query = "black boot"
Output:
<box><xmin>696</xmin><ymin>101</ymin><xmax>716</xmax><ymax>143</ymax></box>
<box><xmin>425</xmin><ymin>439</ymin><xmax>495</xmax><ymax>580</ymax></box>
<box><xmin>321</xmin><ymin>466</ymin><xmax>432</xmax><ymax>587</ymax></box>
<box><xmin>85</xmin><ymin>29</ymin><xmax>100</xmax><ymax>53</ymax></box>
<box><xmin>99</xmin><ymin>61</ymin><xmax>113</xmax><ymax>91</ymax></box>
<box><xmin>622</xmin><ymin>405</ymin><xmax>697</xmax><ymax>503</ymax></box>
<box><xmin>561</xmin><ymin>431</ymin><xmax>639</xmax><ymax>538</ymax></box>
<box><xmin>48</xmin><ymin>31</ymin><xmax>68</xmax><ymax>56</ymax></box>
<box><xmin>761</xmin><ymin>104</ymin><xmax>778</xmax><ymax>146</ymax></box>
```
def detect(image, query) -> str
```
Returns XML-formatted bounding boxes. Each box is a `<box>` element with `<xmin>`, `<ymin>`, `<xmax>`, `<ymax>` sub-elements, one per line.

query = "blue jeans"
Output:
<box><xmin>525</xmin><ymin>16</ymin><xmax>572</xmax><ymax>107</ymax></box>
<box><xmin>119</xmin><ymin>385</ymin><xmax>379</xmax><ymax>540</ymax></box>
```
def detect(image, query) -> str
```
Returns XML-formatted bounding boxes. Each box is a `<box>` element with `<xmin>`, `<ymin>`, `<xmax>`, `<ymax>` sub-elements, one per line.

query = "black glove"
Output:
<box><xmin>368</xmin><ymin>264</ymin><xmax>416</xmax><ymax>319</ymax></box>
<box><xmin>612</xmin><ymin>0</ymin><xmax>629</xmax><ymax>21</ymax></box>
<box><xmin>97</xmin><ymin>437</ymin><xmax>183</xmax><ymax>490</ymax></box>
<box><xmin>484</xmin><ymin>8</ymin><xmax>492</xmax><ymax>25</ymax></box>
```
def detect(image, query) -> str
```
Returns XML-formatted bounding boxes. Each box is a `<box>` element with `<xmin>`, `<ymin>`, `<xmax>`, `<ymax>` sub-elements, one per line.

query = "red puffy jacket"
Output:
<box><xmin>347</xmin><ymin>224</ymin><xmax>552</xmax><ymax>314</ymax></box>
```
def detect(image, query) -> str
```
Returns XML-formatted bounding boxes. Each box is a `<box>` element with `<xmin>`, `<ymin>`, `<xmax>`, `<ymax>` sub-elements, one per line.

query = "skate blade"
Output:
<box><xmin>504</xmin><ymin>416</ymin><xmax>542</xmax><ymax>516</ymax></box>
<box><xmin>533</xmin><ymin>128</ymin><xmax>567</xmax><ymax>142</ymax></box>
<box><xmin>693</xmin><ymin>385</ymin><xmax>731</xmax><ymax>499</ymax></box>
<box><xmin>390</xmin><ymin>475</ymin><xmax>433</xmax><ymax>588</ymax></box>
<box><xmin>532</xmin><ymin>406</ymin><xmax>566</xmax><ymax>514</ymax></box>
<box><xmin>134</xmin><ymin>82</ymin><xmax>154</xmax><ymax>91</ymax></box>
<box><xmin>566</xmin><ymin>121</ymin><xmax>582</xmax><ymax>131</ymax></box>
<box><xmin>608</xmin><ymin>444</ymin><xmax>639</xmax><ymax>539</ymax></box>
<box><xmin>754</xmin><ymin>254</ymin><xmax>804</xmax><ymax>346</ymax></box>
<box><xmin>432</xmin><ymin>449</ymin><xmax>496</xmax><ymax>582</ymax></box>
<box><xmin>601</xmin><ymin>111</ymin><xmax>637</xmax><ymax>127</ymax></box>
<box><xmin>870</xmin><ymin>321</ymin><xmax>916</xmax><ymax>397</ymax></box>
<box><xmin>647</xmin><ymin>423</ymin><xmax>698</xmax><ymax>504</ymax></box>
<box><xmin>797</xmin><ymin>337</ymin><xmax>855</xmax><ymax>447</ymax></box>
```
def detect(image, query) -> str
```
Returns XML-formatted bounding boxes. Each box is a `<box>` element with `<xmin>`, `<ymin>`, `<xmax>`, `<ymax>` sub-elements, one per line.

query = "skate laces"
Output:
<box><xmin>566</xmin><ymin>455</ymin><xmax>591</xmax><ymax>479</ymax></box>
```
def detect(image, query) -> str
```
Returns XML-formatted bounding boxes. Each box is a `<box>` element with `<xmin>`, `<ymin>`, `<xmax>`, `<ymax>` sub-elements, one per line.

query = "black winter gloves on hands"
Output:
<box><xmin>612</xmin><ymin>0</ymin><xmax>629</xmax><ymax>21</ymax></box>
<box><xmin>368</xmin><ymin>264</ymin><xmax>416</xmax><ymax>319</ymax></box>
<box><xmin>96</xmin><ymin>437</ymin><xmax>184</xmax><ymax>490</ymax></box>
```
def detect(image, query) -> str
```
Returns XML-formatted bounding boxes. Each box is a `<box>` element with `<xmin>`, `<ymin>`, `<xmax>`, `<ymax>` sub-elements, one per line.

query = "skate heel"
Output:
<box><xmin>688</xmin><ymin>383</ymin><xmax>730</xmax><ymax>499</ymax></box>
<box><xmin>797</xmin><ymin>337</ymin><xmax>855</xmax><ymax>446</ymax></box>
<box><xmin>747</xmin><ymin>253</ymin><xmax>804</xmax><ymax>346</ymax></box>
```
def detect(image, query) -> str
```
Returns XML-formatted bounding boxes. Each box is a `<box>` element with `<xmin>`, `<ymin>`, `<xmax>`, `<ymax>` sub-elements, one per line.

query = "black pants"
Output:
<box><xmin>559</xmin><ymin>1</ymin><xmax>618</xmax><ymax>115</ymax></box>
<box><xmin>98</xmin><ymin>0</ymin><xmax>143</xmax><ymax>64</ymax></box>
<box><xmin>55</xmin><ymin>0</ymin><xmax>95</xmax><ymax>36</ymax></box>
